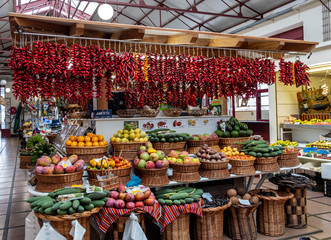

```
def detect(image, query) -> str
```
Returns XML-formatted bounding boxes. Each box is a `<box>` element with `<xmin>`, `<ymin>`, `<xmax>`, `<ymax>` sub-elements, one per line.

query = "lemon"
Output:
<box><xmin>134</xmin><ymin>137</ymin><xmax>140</xmax><ymax>142</ymax></box>
<box><xmin>123</xmin><ymin>134</ymin><xmax>129</xmax><ymax>139</ymax></box>
<box><xmin>140</xmin><ymin>131</ymin><xmax>146</xmax><ymax>137</ymax></box>
<box><xmin>134</xmin><ymin>128</ymin><xmax>141</xmax><ymax>134</ymax></box>
<box><xmin>129</xmin><ymin>133</ymin><xmax>136</xmax><ymax>140</ymax></box>
<box><xmin>110</xmin><ymin>137</ymin><xmax>116</xmax><ymax>142</ymax></box>
<box><xmin>115</xmin><ymin>138</ymin><xmax>121</xmax><ymax>142</ymax></box>
<box><xmin>135</xmin><ymin>133</ymin><xmax>141</xmax><ymax>139</ymax></box>
<box><xmin>118</xmin><ymin>129</ymin><xmax>123</xmax><ymax>134</ymax></box>
<box><xmin>139</xmin><ymin>138</ymin><xmax>145</xmax><ymax>142</ymax></box>
<box><xmin>123</xmin><ymin>130</ymin><xmax>129</xmax><ymax>135</ymax></box>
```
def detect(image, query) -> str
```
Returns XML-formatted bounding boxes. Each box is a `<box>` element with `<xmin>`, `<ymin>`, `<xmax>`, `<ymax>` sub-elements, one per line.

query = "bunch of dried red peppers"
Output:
<box><xmin>10</xmin><ymin>42</ymin><xmax>309</xmax><ymax>107</ymax></box>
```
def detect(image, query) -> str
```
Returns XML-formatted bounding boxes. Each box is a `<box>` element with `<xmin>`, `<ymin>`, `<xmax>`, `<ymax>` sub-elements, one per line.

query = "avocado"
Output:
<box><xmin>223</xmin><ymin>131</ymin><xmax>231</xmax><ymax>138</ymax></box>
<box><xmin>234</xmin><ymin>125</ymin><xmax>241</xmax><ymax>131</ymax></box>
<box><xmin>231</xmin><ymin>130</ymin><xmax>239</xmax><ymax>138</ymax></box>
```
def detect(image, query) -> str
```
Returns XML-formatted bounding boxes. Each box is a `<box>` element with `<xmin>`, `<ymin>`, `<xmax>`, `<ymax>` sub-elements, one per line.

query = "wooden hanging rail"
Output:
<box><xmin>9</xmin><ymin>13</ymin><xmax>318</xmax><ymax>54</ymax></box>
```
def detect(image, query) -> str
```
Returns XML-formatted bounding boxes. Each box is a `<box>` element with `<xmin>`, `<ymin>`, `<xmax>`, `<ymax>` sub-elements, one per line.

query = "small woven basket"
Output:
<box><xmin>153</xmin><ymin>141</ymin><xmax>186</xmax><ymax>150</ymax></box>
<box><xmin>219</xmin><ymin>137</ymin><xmax>250</xmax><ymax>151</ymax></box>
<box><xmin>116</xmin><ymin>109</ymin><xmax>137</xmax><ymax>118</ymax></box>
<box><xmin>69</xmin><ymin>111</ymin><xmax>87</xmax><ymax>119</ymax></box>
<box><xmin>66</xmin><ymin>145</ymin><xmax>108</xmax><ymax>162</ymax></box>
<box><xmin>19</xmin><ymin>155</ymin><xmax>32</xmax><ymax>169</ymax></box>
<box><xmin>199</xmin><ymin>168</ymin><xmax>230</xmax><ymax>179</ymax></box>
<box><xmin>134</xmin><ymin>166</ymin><xmax>169</xmax><ymax>187</ymax></box>
<box><xmin>187</xmin><ymin>108</ymin><xmax>205</xmax><ymax>116</ymax></box>
<box><xmin>87</xmin><ymin>166</ymin><xmax>131</xmax><ymax>179</ymax></box>
<box><xmin>228</xmin><ymin>158</ymin><xmax>255</xmax><ymax>167</ymax></box>
<box><xmin>47</xmin><ymin>134</ymin><xmax>58</xmax><ymax>143</ymax></box>
<box><xmin>170</xmin><ymin>163</ymin><xmax>200</xmax><ymax>173</ymax></box>
<box><xmin>35</xmin><ymin>171</ymin><xmax>84</xmax><ymax>192</ymax></box>
<box><xmin>162</xmin><ymin>109</ymin><xmax>183</xmax><ymax>117</ymax></box>
<box><xmin>187</xmin><ymin>138</ymin><xmax>220</xmax><ymax>147</ymax></box>
<box><xmin>200</xmin><ymin>160</ymin><xmax>228</xmax><ymax>170</ymax></box>
<box><xmin>226</xmin><ymin>203</ymin><xmax>260</xmax><ymax>240</ymax></box>
<box><xmin>170</xmin><ymin>171</ymin><xmax>201</xmax><ymax>182</ymax></box>
<box><xmin>255</xmin><ymin>156</ymin><xmax>278</xmax><ymax>164</ymax></box>
<box><xmin>140</xmin><ymin>109</ymin><xmax>159</xmax><ymax>117</ymax></box>
<box><xmin>250</xmin><ymin>189</ymin><xmax>294</xmax><ymax>237</ymax></box>
<box><xmin>88</xmin><ymin>159</ymin><xmax>119</xmax><ymax>191</ymax></box>
<box><xmin>196</xmin><ymin>201</ymin><xmax>232</xmax><ymax>240</ymax></box>
<box><xmin>35</xmin><ymin>207</ymin><xmax>102</xmax><ymax>240</ymax></box>
<box><xmin>254</xmin><ymin>163</ymin><xmax>280</xmax><ymax>172</ymax></box>
<box><xmin>111</xmin><ymin>142</ymin><xmax>144</xmax><ymax>152</ymax></box>
<box><xmin>230</xmin><ymin>166</ymin><xmax>256</xmax><ymax>175</ymax></box>
<box><xmin>163</xmin><ymin>213</ymin><xmax>190</xmax><ymax>240</ymax></box>
<box><xmin>278</xmin><ymin>158</ymin><xmax>300</xmax><ymax>168</ymax></box>
<box><xmin>278</xmin><ymin>150</ymin><xmax>299</xmax><ymax>160</ymax></box>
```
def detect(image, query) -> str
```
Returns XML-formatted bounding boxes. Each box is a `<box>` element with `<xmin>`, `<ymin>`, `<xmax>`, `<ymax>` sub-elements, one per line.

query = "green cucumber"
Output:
<box><xmin>173</xmin><ymin>200</ymin><xmax>181</xmax><ymax>206</ymax></box>
<box><xmin>44</xmin><ymin>207</ymin><xmax>55</xmax><ymax>215</ymax></box>
<box><xmin>51</xmin><ymin>202</ymin><xmax>62</xmax><ymax>211</ymax></box>
<box><xmin>165</xmin><ymin>200</ymin><xmax>173</xmax><ymax>206</ymax></box>
<box><xmin>77</xmin><ymin>205</ymin><xmax>85</xmax><ymax>213</ymax></box>
<box><xmin>69</xmin><ymin>207</ymin><xmax>76</xmax><ymax>214</ymax></box>
<box><xmin>72</xmin><ymin>200</ymin><xmax>80</xmax><ymax>209</ymax></box>
<box><xmin>91</xmin><ymin>200</ymin><xmax>105</xmax><ymax>207</ymax></box>
<box><xmin>184</xmin><ymin>198</ymin><xmax>194</xmax><ymax>204</ymax></box>
<box><xmin>27</xmin><ymin>196</ymin><xmax>47</xmax><ymax>203</ymax></box>
<box><xmin>60</xmin><ymin>201</ymin><xmax>72</xmax><ymax>210</ymax></box>
<box><xmin>41</xmin><ymin>200</ymin><xmax>55</xmax><ymax>209</ymax></box>
<box><xmin>180</xmin><ymin>199</ymin><xmax>186</xmax><ymax>205</ymax></box>
<box><xmin>169</xmin><ymin>193</ymin><xmax>189</xmax><ymax>200</ymax></box>
<box><xmin>80</xmin><ymin>197</ymin><xmax>92</xmax><ymax>205</ymax></box>
<box><xmin>57</xmin><ymin>209</ymin><xmax>68</xmax><ymax>215</ymax></box>
<box><xmin>191</xmin><ymin>189</ymin><xmax>203</xmax><ymax>196</ymax></box>
<box><xmin>158</xmin><ymin>199</ymin><xmax>166</xmax><ymax>205</ymax></box>
<box><xmin>83</xmin><ymin>203</ymin><xmax>95</xmax><ymax>211</ymax></box>
<box><xmin>248</xmin><ymin>151</ymin><xmax>256</xmax><ymax>157</ymax></box>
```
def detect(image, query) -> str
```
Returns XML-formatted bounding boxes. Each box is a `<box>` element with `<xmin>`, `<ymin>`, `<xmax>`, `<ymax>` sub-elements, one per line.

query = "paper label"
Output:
<box><xmin>202</xmin><ymin>193</ymin><xmax>213</xmax><ymax>202</ymax></box>
<box><xmin>238</xmin><ymin>199</ymin><xmax>251</xmax><ymax>205</ymax></box>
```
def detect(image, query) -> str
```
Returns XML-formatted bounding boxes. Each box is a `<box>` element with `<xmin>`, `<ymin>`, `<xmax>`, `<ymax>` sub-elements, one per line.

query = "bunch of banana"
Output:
<box><xmin>271</xmin><ymin>140</ymin><xmax>298</xmax><ymax>147</ymax></box>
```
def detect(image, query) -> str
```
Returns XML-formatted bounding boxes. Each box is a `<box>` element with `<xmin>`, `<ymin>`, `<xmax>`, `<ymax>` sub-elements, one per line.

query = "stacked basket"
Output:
<box><xmin>170</xmin><ymin>163</ymin><xmax>201</xmax><ymax>182</ymax></box>
<box><xmin>228</xmin><ymin>158</ymin><xmax>256</xmax><ymax>175</ymax></box>
<box><xmin>254</xmin><ymin>156</ymin><xmax>280</xmax><ymax>172</ymax></box>
<box><xmin>187</xmin><ymin>138</ymin><xmax>220</xmax><ymax>154</ymax></box>
<box><xmin>199</xmin><ymin>160</ymin><xmax>230</xmax><ymax>179</ymax></box>
<box><xmin>219</xmin><ymin>137</ymin><xmax>251</xmax><ymax>151</ymax></box>
<box><xmin>134</xmin><ymin>166</ymin><xmax>169</xmax><ymax>187</ymax></box>
<box><xmin>278</xmin><ymin>149</ymin><xmax>299</xmax><ymax>168</ymax></box>
<box><xmin>153</xmin><ymin>142</ymin><xmax>186</xmax><ymax>156</ymax></box>
<box><xmin>111</xmin><ymin>142</ymin><xmax>144</xmax><ymax>160</ymax></box>
<box><xmin>66</xmin><ymin>145</ymin><xmax>108</xmax><ymax>162</ymax></box>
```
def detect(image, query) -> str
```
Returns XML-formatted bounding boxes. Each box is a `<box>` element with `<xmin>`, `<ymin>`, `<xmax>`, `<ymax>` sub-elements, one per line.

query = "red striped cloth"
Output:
<box><xmin>159</xmin><ymin>200</ymin><xmax>203</xmax><ymax>231</ymax></box>
<box><xmin>91</xmin><ymin>202</ymin><xmax>162</xmax><ymax>233</ymax></box>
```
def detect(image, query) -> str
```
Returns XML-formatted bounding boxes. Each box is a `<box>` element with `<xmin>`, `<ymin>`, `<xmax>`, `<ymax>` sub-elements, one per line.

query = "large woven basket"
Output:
<box><xmin>254</xmin><ymin>163</ymin><xmax>280</xmax><ymax>172</ymax></box>
<box><xmin>226</xmin><ymin>204</ymin><xmax>260</xmax><ymax>240</ymax></box>
<box><xmin>196</xmin><ymin>201</ymin><xmax>231</xmax><ymax>240</ymax></box>
<box><xmin>278</xmin><ymin>158</ymin><xmax>300</xmax><ymax>168</ymax></box>
<box><xmin>200</xmin><ymin>160</ymin><xmax>228</xmax><ymax>170</ymax></box>
<box><xmin>66</xmin><ymin>145</ymin><xmax>108</xmax><ymax>162</ymax></box>
<box><xmin>87</xmin><ymin>166</ymin><xmax>131</xmax><ymax>179</ymax></box>
<box><xmin>19</xmin><ymin>155</ymin><xmax>32</xmax><ymax>169</ymax></box>
<box><xmin>187</xmin><ymin>138</ymin><xmax>220</xmax><ymax>147</ymax></box>
<box><xmin>69</xmin><ymin>111</ymin><xmax>87</xmax><ymax>119</ymax></box>
<box><xmin>140</xmin><ymin>109</ymin><xmax>159</xmax><ymax>117</ymax></box>
<box><xmin>228</xmin><ymin>158</ymin><xmax>255</xmax><ymax>167</ymax></box>
<box><xmin>162</xmin><ymin>109</ymin><xmax>183</xmax><ymax>117</ymax></box>
<box><xmin>35</xmin><ymin>207</ymin><xmax>102</xmax><ymax>240</ymax></box>
<box><xmin>279</xmin><ymin>186</ymin><xmax>307</xmax><ymax>229</ymax></box>
<box><xmin>134</xmin><ymin>166</ymin><xmax>169</xmax><ymax>187</ymax></box>
<box><xmin>255</xmin><ymin>156</ymin><xmax>278</xmax><ymax>164</ymax></box>
<box><xmin>250</xmin><ymin>189</ymin><xmax>294</xmax><ymax>237</ymax></box>
<box><xmin>153</xmin><ymin>141</ymin><xmax>186</xmax><ymax>155</ymax></box>
<box><xmin>278</xmin><ymin>150</ymin><xmax>299</xmax><ymax>160</ymax></box>
<box><xmin>35</xmin><ymin>171</ymin><xmax>84</xmax><ymax>192</ymax></box>
<box><xmin>187</xmin><ymin>108</ymin><xmax>205</xmax><ymax>116</ymax></box>
<box><xmin>219</xmin><ymin>137</ymin><xmax>251</xmax><ymax>150</ymax></box>
<box><xmin>111</xmin><ymin>142</ymin><xmax>144</xmax><ymax>152</ymax></box>
<box><xmin>230</xmin><ymin>166</ymin><xmax>256</xmax><ymax>175</ymax></box>
<box><xmin>163</xmin><ymin>213</ymin><xmax>189</xmax><ymax>240</ymax></box>
<box><xmin>171</xmin><ymin>171</ymin><xmax>201</xmax><ymax>182</ymax></box>
<box><xmin>170</xmin><ymin>163</ymin><xmax>200</xmax><ymax>173</ymax></box>
<box><xmin>116</xmin><ymin>109</ymin><xmax>137</xmax><ymax>118</ymax></box>
<box><xmin>199</xmin><ymin>168</ymin><xmax>230</xmax><ymax>179</ymax></box>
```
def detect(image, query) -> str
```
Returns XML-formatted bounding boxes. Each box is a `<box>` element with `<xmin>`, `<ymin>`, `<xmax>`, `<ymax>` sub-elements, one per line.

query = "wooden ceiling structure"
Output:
<box><xmin>9</xmin><ymin>13</ymin><xmax>318</xmax><ymax>58</ymax></box>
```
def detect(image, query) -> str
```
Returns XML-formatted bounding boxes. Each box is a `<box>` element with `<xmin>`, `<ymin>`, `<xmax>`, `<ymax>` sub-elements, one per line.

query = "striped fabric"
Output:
<box><xmin>159</xmin><ymin>200</ymin><xmax>203</xmax><ymax>231</ymax></box>
<box><xmin>91</xmin><ymin>202</ymin><xmax>162</xmax><ymax>233</ymax></box>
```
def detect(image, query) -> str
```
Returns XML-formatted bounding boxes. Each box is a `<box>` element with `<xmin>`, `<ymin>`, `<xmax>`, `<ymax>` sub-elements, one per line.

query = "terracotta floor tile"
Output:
<box><xmin>12</xmin><ymin>186</ymin><xmax>27</xmax><ymax>194</ymax></box>
<box><xmin>311</xmin><ymin>197</ymin><xmax>331</xmax><ymax>206</ymax></box>
<box><xmin>10</xmin><ymin>201</ymin><xmax>31</xmax><ymax>213</ymax></box>
<box><xmin>0</xmin><ymin>215</ymin><xmax>7</xmax><ymax>229</ymax></box>
<box><xmin>307</xmin><ymin>191</ymin><xmax>324</xmax><ymax>199</ymax></box>
<box><xmin>0</xmin><ymin>203</ymin><xmax>8</xmax><ymax>215</ymax></box>
<box><xmin>0</xmin><ymin>188</ymin><xmax>11</xmax><ymax>195</ymax></box>
<box><xmin>7</xmin><ymin>226</ymin><xmax>25</xmax><ymax>239</ymax></box>
<box><xmin>11</xmin><ymin>192</ymin><xmax>32</xmax><ymax>203</ymax></box>
<box><xmin>14</xmin><ymin>180</ymin><xmax>28</xmax><ymax>187</ymax></box>
<box><xmin>307</xmin><ymin>200</ymin><xmax>331</xmax><ymax>215</ymax></box>
<box><xmin>8</xmin><ymin>212</ymin><xmax>29</xmax><ymax>228</ymax></box>
<box><xmin>0</xmin><ymin>195</ymin><xmax>10</xmax><ymax>204</ymax></box>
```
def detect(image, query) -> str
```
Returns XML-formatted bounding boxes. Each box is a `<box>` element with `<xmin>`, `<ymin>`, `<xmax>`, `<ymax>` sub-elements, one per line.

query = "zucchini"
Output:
<box><xmin>169</xmin><ymin>193</ymin><xmax>189</xmax><ymax>200</ymax></box>
<box><xmin>255</xmin><ymin>144</ymin><xmax>269</xmax><ymax>148</ymax></box>
<box><xmin>27</xmin><ymin>196</ymin><xmax>47</xmax><ymax>203</ymax></box>
<box><xmin>177</xmin><ymin>187</ymin><xmax>194</xmax><ymax>194</ymax></box>
<box><xmin>251</xmin><ymin>140</ymin><xmax>267</xmax><ymax>145</ymax></box>
<box><xmin>53</xmin><ymin>188</ymin><xmax>82</xmax><ymax>197</ymax></box>
<box><xmin>156</xmin><ymin>189</ymin><xmax>174</xmax><ymax>195</ymax></box>
<box><xmin>31</xmin><ymin>197</ymin><xmax>51</xmax><ymax>208</ymax></box>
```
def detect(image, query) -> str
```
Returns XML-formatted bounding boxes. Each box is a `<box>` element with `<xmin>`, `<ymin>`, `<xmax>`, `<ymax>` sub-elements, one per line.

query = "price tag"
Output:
<box><xmin>238</xmin><ymin>199</ymin><xmax>251</xmax><ymax>205</ymax></box>
<box><xmin>166</xmin><ymin>168</ymin><xmax>173</xmax><ymax>177</ymax></box>
<box><xmin>202</xmin><ymin>193</ymin><xmax>213</xmax><ymax>202</ymax></box>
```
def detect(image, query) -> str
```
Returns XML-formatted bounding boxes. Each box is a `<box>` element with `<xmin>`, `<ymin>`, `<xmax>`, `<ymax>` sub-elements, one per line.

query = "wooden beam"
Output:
<box><xmin>69</xmin><ymin>23</ymin><xmax>84</xmax><ymax>36</ymax></box>
<box><xmin>142</xmin><ymin>35</ymin><xmax>168</xmax><ymax>43</ymax></box>
<box><xmin>167</xmin><ymin>33</ymin><xmax>198</xmax><ymax>45</ymax></box>
<box><xmin>111</xmin><ymin>29</ymin><xmax>145</xmax><ymax>40</ymax></box>
<box><xmin>279</xmin><ymin>43</ymin><xmax>316</xmax><ymax>52</ymax></box>
<box><xmin>209</xmin><ymin>37</ymin><xmax>244</xmax><ymax>47</ymax></box>
<box><xmin>246</xmin><ymin>41</ymin><xmax>285</xmax><ymax>50</ymax></box>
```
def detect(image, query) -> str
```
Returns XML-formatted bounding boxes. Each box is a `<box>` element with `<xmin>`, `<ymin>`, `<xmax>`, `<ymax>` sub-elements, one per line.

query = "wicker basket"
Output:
<box><xmin>254</xmin><ymin>163</ymin><xmax>280</xmax><ymax>172</ymax></box>
<box><xmin>170</xmin><ymin>163</ymin><xmax>200</xmax><ymax>173</ymax></box>
<box><xmin>187</xmin><ymin>138</ymin><xmax>220</xmax><ymax>147</ymax></box>
<box><xmin>111</xmin><ymin>142</ymin><xmax>144</xmax><ymax>152</ymax></box>
<box><xmin>47</xmin><ymin>134</ymin><xmax>58</xmax><ymax>143</ymax></box>
<box><xmin>255</xmin><ymin>156</ymin><xmax>278</xmax><ymax>165</ymax></box>
<box><xmin>35</xmin><ymin>207</ymin><xmax>102</xmax><ymax>240</ymax></box>
<box><xmin>171</xmin><ymin>171</ymin><xmax>201</xmax><ymax>182</ymax></box>
<box><xmin>228</xmin><ymin>158</ymin><xmax>255</xmax><ymax>167</ymax></box>
<box><xmin>187</xmin><ymin>108</ymin><xmax>205</xmax><ymax>116</ymax></box>
<box><xmin>116</xmin><ymin>109</ymin><xmax>137</xmax><ymax>118</ymax></box>
<box><xmin>163</xmin><ymin>213</ymin><xmax>190</xmax><ymax>240</ymax></box>
<box><xmin>279</xmin><ymin>186</ymin><xmax>307</xmax><ymax>229</ymax></box>
<box><xmin>66</xmin><ymin>145</ymin><xmax>108</xmax><ymax>162</ymax></box>
<box><xmin>118</xmin><ymin>175</ymin><xmax>131</xmax><ymax>185</ymax></box>
<box><xmin>134</xmin><ymin>166</ymin><xmax>169</xmax><ymax>187</ymax></box>
<box><xmin>200</xmin><ymin>160</ymin><xmax>228</xmax><ymax>170</ymax></box>
<box><xmin>250</xmin><ymin>189</ymin><xmax>294</xmax><ymax>237</ymax></box>
<box><xmin>88</xmin><ymin>160</ymin><xmax>119</xmax><ymax>191</ymax></box>
<box><xmin>278</xmin><ymin>150</ymin><xmax>299</xmax><ymax>160</ymax></box>
<box><xmin>69</xmin><ymin>111</ymin><xmax>87</xmax><ymax>119</ymax></box>
<box><xmin>219</xmin><ymin>137</ymin><xmax>251</xmax><ymax>150</ymax></box>
<box><xmin>227</xmin><ymin>204</ymin><xmax>260</xmax><ymax>240</ymax></box>
<box><xmin>230</xmin><ymin>166</ymin><xmax>256</xmax><ymax>175</ymax></box>
<box><xmin>199</xmin><ymin>169</ymin><xmax>230</xmax><ymax>179</ymax></box>
<box><xmin>140</xmin><ymin>109</ymin><xmax>159</xmax><ymax>117</ymax></box>
<box><xmin>153</xmin><ymin>141</ymin><xmax>186</xmax><ymax>155</ymax></box>
<box><xmin>278</xmin><ymin>158</ymin><xmax>300</xmax><ymax>168</ymax></box>
<box><xmin>162</xmin><ymin>109</ymin><xmax>183</xmax><ymax>117</ymax></box>
<box><xmin>87</xmin><ymin>166</ymin><xmax>131</xmax><ymax>179</ymax></box>
<box><xmin>19</xmin><ymin>155</ymin><xmax>32</xmax><ymax>169</ymax></box>
<box><xmin>35</xmin><ymin>171</ymin><xmax>84</xmax><ymax>192</ymax></box>
<box><xmin>196</xmin><ymin>201</ymin><xmax>231</xmax><ymax>240</ymax></box>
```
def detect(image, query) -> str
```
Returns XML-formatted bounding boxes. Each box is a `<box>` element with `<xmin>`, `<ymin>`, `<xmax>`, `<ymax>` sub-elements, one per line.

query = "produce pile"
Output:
<box><xmin>220</xmin><ymin>146</ymin><xmax>242</xmax><ymax>157</ymax></box>
<box><xmin>306</xmin><ymin>140</ymin><xmax>331</xmax><ymax>149</ymax></box>
<box><xmin>156</xmin><ymin>187</ymin><xmax>203</xmax><ymax>206</ymax></box>
<box><xmin>226</xmin><ymin>188</ymin><xmax>259</xmax><ymax>206</ymax></box>
<box><xmin>269</xmin><ymin>172</ymin><xmax>316</xmax><ymax>188</ymax></box>
<box><xmin>240</xmin><ymin>140</ymin><xmax>285</xmax><ymax>158</ymax></box>
<box><xmin>282</xmin><ymin>147</ymin><xmax>299</xmax><ymax>154</ymax></box>
<box><xmin>26</xmin><ymin>134</ymin><xmax>44</xmax><ymax>148</ymax></box>
<box><xmin>271</xmin><ymin>140</ymin><xmax>298</xmax><ymax>147</ymax></box>
<box><xmin>196</xmin><ymin>145</ymin><xmax>227</xmax><ymax>162</ymax></box>
<box><xmin>202</xmin><ymin>195</ymin><xmax>229</xmax><ymax>208</ymax></box>
<box><xmin>31</xmin><ymin>141</ymin><xmax>55</xmax><ymax>163</ymax></box>
<box><xmin>167</xmin><ymin>150</ymin><xmax>200</xmax><ymax>164</ymax></box>
<box><xmin>66</xmin><ymin>133</ymin><xmax>107</xmax><ymax>147</ymax></box>
<box><xmin>27</xmin><ymin>187</ymin><xmax>108</xmax><ymax>215</ymax></box>
<box><xmin>134</xmin><ymin>143</ymin><xmax>169</xmax><ymax>169</ymax></box>
<box><xmin>215</xmin><ymin>117</ymin><xmax>253</xmax><ymax>138</ymax></box>
<box><xmin>35</xmin><ymin>154</ymin><xmax>84</xmax><ymax>174</ymax></box>
<box><xmin>190</xmin><ymin>133</ymin><xmax>219</xmax><ymax>141</ymax></box>
<box><xmin>105</xmin><ymin>184</ymin><xmax>156</xmax><ymax>209</ymax></box>
<box><xmin>88</xmin><ymin>156</ymin><xmax>131</xmax><ymax>170</ymax></box>
<box><xmin>147</xmin><ymin>129</ymin><xmax>192</xmax><ymax>143</ymax></box>
<box><xmin>110</xmin><ymin>126</ymin><xmax>148</xmax><ymax>143</ymax></box>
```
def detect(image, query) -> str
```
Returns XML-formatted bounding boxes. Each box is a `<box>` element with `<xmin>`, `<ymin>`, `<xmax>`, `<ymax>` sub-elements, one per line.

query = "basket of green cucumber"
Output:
<box><xmin>156</xmin><ymin>187</ymin><xmax>203</xmax><ymax>206</ymax></box>
<box><xmin>28</xmin><ymin>187</ymin><xmax>109</xmax><ymax>240</ymax></box>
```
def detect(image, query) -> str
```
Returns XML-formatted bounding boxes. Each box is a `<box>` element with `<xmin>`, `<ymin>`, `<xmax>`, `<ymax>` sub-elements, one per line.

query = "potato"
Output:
<box><xmin>242</xmin><ymin>193</ymin><xmax>251</xmax><ymax>200</ymax></box>
<box><xmin>226</xmin><ymin>189</ymin><xmax>237</xmax><ymax>198</ymax></box>
<box><xmin>230</xmin><ymin>196</ymin><xmax>239</xmax><ymax>205</ymax></box>
<box><xmin>236</xmin><ymin>187</ymin><xmax>246</xmax><ymax>196</ymax></box>
<box><xmin>250</xmin><ymin>196</ymin><xmax>259</xmax><ymax>205</ymax></box>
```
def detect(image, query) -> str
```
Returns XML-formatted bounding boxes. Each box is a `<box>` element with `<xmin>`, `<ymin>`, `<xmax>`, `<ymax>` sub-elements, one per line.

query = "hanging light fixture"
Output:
<box><xmin>0</xmin><ymin>80</ymin><xmax>6</xmax><ymax>86</ymax></box>
<box><xmin>98</xmin><ymin>3</ymin><xmax>114</xmax><ymax>20</ymax></box>
<box><xmin>5</xmin><ymin>88</ymin><xmax>10</xmax><ymax>93</ymax></box>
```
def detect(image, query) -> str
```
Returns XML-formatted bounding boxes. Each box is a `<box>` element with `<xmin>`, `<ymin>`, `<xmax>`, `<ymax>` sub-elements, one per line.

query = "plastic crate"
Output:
<box><xmin>324</xmin><ymin>179</ymin><xmax>331</xmax><ymax>197</ymax></box>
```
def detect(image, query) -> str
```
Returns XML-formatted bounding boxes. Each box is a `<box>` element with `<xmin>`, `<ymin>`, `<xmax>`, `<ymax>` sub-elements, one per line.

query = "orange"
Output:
<box><xmin>71</xmin><ymin>141</ymin><xmax>78</xmax><ymax>147</ymax></box>
<box><xmin>77</xmin><ymin>136</ymin><xmax>85</xmax><ymax>142</ymax></box>
<box><xmin>69</xmin><ymin>135</ymin><xmax>77</xmax><ymax>141</ymax></box>
<box><xmin>92</xmin><ymin>137</ymin><xmax>99</xmax><ymax>143</ymax></box>
<box><xmin>78</xmin><ymin>142</ymin><xmax>85</xmax><ymax>147</ymax></box>
<box><xmin>84</xmin><ymin>136</ymin><xmax>91</xmax><ymax>142</ymax></box>
<box><xmin>97</xmin><ymin>134</ymin><xmax>104</xmax><ymax>141</ymax></box>
<box><xmin>99</xmin><ymin>141</ymin><xmax>105</xmax><ymax>146</ymax></box>
<box><xmin>65</xmin><ymin>140</ymin><xmax>72</xmax><ymax>146</ymax></box>
<box><xmin>85</xmin><ymin>142</ymin><xmax>93</xmax><ymax>147</ymax></box>
<box><xmin>93</xmin><ymin>142</ymin><xmax>99</xmax><ymax>147</ymax></box>
<box><xmin>102</xmin><ymin>140</ymin><xmax>108</xmax><ymax>145</ymax></box>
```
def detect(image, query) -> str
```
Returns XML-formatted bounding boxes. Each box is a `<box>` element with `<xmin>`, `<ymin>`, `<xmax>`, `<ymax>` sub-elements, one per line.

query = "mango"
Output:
<box><xmin>74</xmin><ymin>160</ymin><xmax>85</xmax><ymax>172</ymax></box>
<box><xmin>35</xmin><ymin>166</ymin><xmax>44</xmax><ymax>174</ymax></box>
<box><xmin>65</xmin><ymin>165</ymin><xmax>75</xmax><ymax>173</ymax></box>
<box><xmin>37</xmin><ymin>156</ymin><xmax>51</xmax><ymax>167</ymax></box>
<box><xmin>43</xmin><ymin>166</ymin><xmax>54</xmax><ymax>174</ymax></box>
<box><xmin>51</xmin><ymin>154</ymin><xmax>61</xmax><ymax>164</ymax></box>
<box><xmin>54</xmin><ymin>165</ymin><xmax>64</xmax><ymax>174</ymax></box>
<box><xmin>68</xmin><ymin>155</ymin><xmax>78</xmax><ymax>164</ymax></box>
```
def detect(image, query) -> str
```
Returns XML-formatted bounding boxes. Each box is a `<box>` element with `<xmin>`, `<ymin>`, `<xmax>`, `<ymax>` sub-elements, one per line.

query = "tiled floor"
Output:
<box><xmin>1</xmin><ymin>137</ymin><xmax>331</xmax><ymax>239</ymax></box>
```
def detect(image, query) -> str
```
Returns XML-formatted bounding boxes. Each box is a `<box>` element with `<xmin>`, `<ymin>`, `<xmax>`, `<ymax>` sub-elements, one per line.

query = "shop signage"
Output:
<box><xmin>93</xmin><ymin>110</ymin><xmax>112</xmax><ymax>118</ymax></box>
<box><xmin>211</xmin><ymin>99</ymin><xmax>222</xmax><ymax>106</ymax></box>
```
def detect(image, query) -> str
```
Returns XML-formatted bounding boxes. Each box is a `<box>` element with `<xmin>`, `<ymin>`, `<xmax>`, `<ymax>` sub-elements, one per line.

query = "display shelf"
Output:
<box><xmin>299</xmin><ymin>156</ymin><xmax>331</xmax><ymax>163</ymax></box>
<box><xmin>280</xmin><ymin>123</ymin><xmax>331</xmax><ymax>130</ymax></box>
